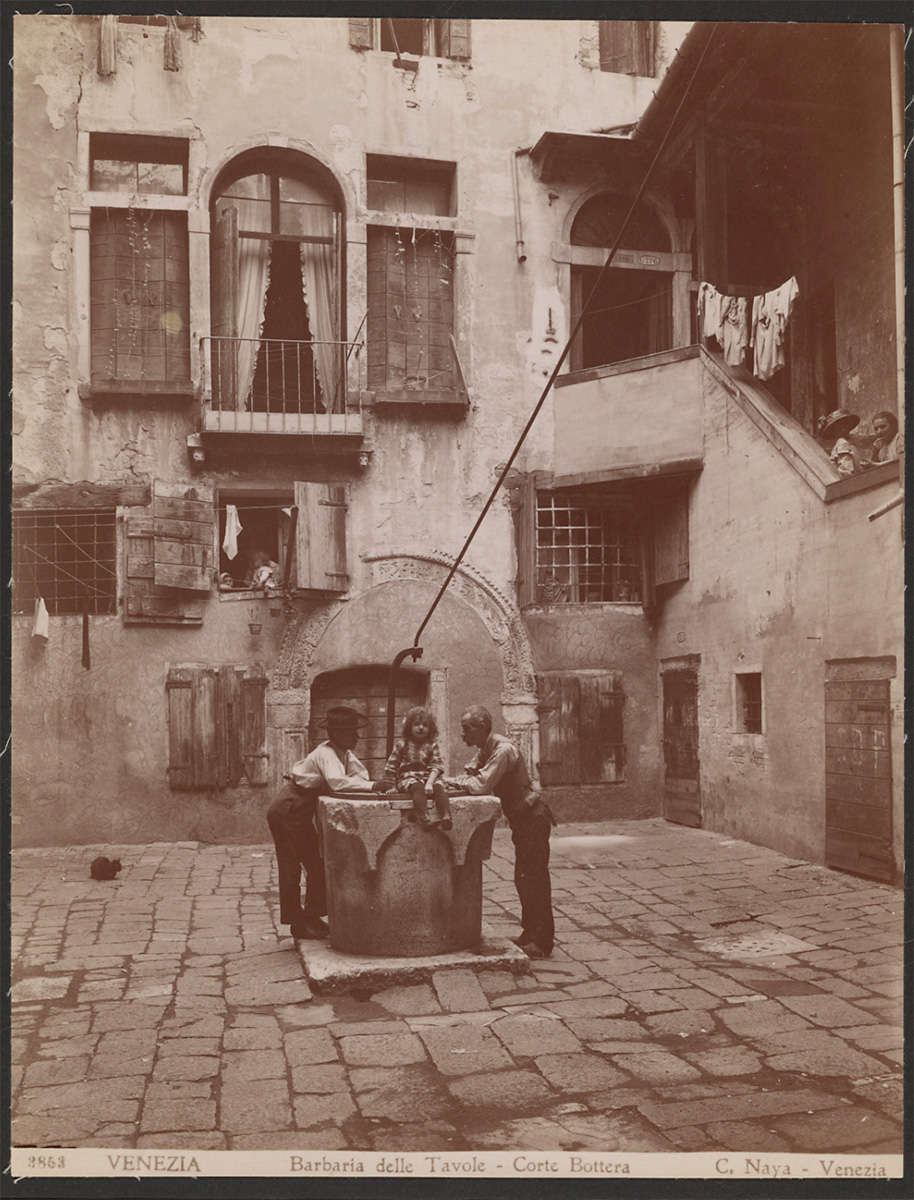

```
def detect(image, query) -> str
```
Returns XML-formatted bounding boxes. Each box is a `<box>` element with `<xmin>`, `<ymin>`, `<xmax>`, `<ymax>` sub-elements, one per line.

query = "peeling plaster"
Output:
<box><xmin>34</xmin><ymin>73</ymin><xmax>80</xmax><ymax>129</ymax></box>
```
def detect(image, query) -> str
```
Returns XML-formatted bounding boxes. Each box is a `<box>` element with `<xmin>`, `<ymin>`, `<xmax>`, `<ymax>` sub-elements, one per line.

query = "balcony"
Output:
<box><xmin>553</xmin><ymin>346</ymin><xmax>704</xmax><ymax>487</ymax></box>
<box><xmin>200</xmin><ymin>337</ymin><xmax>365</xmax><ymax>439</ymax></box>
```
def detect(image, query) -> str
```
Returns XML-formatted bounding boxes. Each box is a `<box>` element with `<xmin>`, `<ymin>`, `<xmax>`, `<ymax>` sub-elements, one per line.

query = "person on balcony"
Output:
<box><xmin>267</xmin><ymin>705</ymin><xmax>392</xmax><ymax>940</ymax></box>
<box><xmin>818</xmin><ymin>409</ymin><xmax>861</xmax><ymax>477</ymax></box>
<box><xmin>447</xmin><ymin>705</ymin><xmax>556</xmax><ymax>960</ymax></box>
<box><xmin>862</xmin><ymin>411</ymin><xmax>904</xmax><ymax>467</ymax></box>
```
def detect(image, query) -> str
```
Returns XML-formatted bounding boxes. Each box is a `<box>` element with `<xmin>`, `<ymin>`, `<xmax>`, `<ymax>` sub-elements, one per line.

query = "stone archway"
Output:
<box><xmin>269</xmin><ymin>552</ymin><xmax>540</xmax><ymax>778</ymax></box>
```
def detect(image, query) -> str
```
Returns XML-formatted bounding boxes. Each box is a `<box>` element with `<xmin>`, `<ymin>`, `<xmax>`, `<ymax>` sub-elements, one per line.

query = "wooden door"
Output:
<box><xmin>662</xmin><ymin>669</ymin><xmax>701</xmax><ymax>827</ymax></box>
<box><xmin>310</xmin><ymin>665</ymin><xmax>427</xmax><ymax>782</ymax></box>
<box><xmin>825</xmin><ymin>679</ymin><xmax>893</xmax><ymax>882</ymax></box>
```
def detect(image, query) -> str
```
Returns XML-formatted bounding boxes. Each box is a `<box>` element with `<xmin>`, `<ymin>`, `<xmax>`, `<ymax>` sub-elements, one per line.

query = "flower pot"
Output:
<box><xmin>248</xmin><ymin>622</ymin><xmax>263</xmax><ymax>635</ymax></box>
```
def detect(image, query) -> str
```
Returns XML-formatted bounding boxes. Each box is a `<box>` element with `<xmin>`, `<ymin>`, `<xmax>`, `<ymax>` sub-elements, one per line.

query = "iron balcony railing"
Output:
<box><xmin>201</xmin><ymin>336</ymin><xmax>364</xmax><ymax>435</ymax></box>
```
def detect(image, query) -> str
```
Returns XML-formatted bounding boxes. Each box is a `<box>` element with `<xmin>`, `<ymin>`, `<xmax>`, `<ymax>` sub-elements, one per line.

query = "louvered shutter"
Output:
<box><xmin>152</xmin><ymin>484</ymin><xmax>214</xmax><ymax>591</ymax></box>
<box><xmin>349</xmin><ymin>17</ymin><xmax>374</xmax><ymax>49</ymax></box>
<box><xmin>515</xmin><ymin>474</ymin><xmax>537</xmax><ymax>609</ymax></box>
<box><xmin>294</xmin><ymin>482</ymin><xmax>349</xmax><ymax>593</ymax></box>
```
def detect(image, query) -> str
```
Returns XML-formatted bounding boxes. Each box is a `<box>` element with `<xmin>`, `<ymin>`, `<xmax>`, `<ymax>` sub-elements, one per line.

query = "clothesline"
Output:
<box><xmin>24</xmin><ymin>545</ymin><xmax>112</xmax><ymax>599</ymax></box>
<box><xmin>53</xmin><ymin>523</ymin><xmax>118</xmax><ymax>578</ymax></box>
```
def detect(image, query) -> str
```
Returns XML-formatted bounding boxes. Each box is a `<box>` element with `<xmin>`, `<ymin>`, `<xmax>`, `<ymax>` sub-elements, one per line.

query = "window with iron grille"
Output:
<box><xmin>535</xmin><ymin>490</ymin><xmax>641</xmax><ymax>604</ymax></box>
<box><xmin>735</xmin><ymin>672</ymin><xmax>764</xmax><ymax>734</ymax></box>
<box><xmin>12</xmin><ymin>509</ymin><xmax>118</xmax><ymax>616</ymax></box>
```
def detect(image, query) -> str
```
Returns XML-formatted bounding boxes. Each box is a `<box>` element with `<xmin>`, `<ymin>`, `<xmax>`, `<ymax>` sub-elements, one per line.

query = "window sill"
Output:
<box><xmin>522</xmin><ymin>601</ymin><xmax>644</xmax><ymax>614</ymax></box>
<box><xmin>81</xmin><ymin>379</ymin><xmax>196</xmax><ymax>402</ymax></box>
<box><xmin>372</xmin><ymin>388</ymin><xmax>468</xmax><ymax>411</ymax></box>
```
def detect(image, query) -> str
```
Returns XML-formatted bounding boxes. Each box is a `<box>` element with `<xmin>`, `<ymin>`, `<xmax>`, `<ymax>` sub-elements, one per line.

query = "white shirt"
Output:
<box><xmin>291</xmin><ymin>740</ymin><xmax>375</xmax><ymax>792</ymax></box>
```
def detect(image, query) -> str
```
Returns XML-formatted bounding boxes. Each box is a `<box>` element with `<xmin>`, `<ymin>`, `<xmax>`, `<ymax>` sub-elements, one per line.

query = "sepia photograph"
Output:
<box><xmin>6</xmin><ymin>3</ymin><xmax>908</xmax><ymax>1192</ymax></box>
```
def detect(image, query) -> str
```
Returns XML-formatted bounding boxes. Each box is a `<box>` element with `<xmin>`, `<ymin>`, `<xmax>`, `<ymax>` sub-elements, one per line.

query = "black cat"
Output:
<box><xmin>90</xmin><ymin>856</ymin><xmax>122</xmax><ymax>881</ymax></box>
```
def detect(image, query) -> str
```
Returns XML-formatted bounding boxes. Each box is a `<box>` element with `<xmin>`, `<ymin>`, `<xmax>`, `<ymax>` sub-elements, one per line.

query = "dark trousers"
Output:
<box><xmin>510</xmin><ymin>799</ymin><xmax>555</xmax><ymax>953</ymax></box>
<box><xmin>266</xmin><ymin>783</ymin><xmax>326</xmax><ymax>926</ymax></box>
<box><xmin>407</xmin><ymin>779</ymin><xmax>452</xmax><ymax>822</ymax></box>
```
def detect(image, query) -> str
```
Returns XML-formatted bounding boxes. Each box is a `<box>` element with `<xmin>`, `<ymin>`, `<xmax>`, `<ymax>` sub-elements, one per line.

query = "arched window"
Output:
<box><xmin>210</xmin><ymin>150</ymin><xmax>344</xmax><ymax>414</ymax></box>
<box><xmin>570</xmin><ymin>193</ymin><xmax>673</xmax><ymax>370</ymax></box>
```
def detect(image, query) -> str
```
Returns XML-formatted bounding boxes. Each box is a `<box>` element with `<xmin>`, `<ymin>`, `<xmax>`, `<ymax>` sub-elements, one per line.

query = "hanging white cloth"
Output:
<box><xmin>720</xmin><ymin>295</ymin><xmax>749</xmax><ymax>368</ymax></box>
<box><xmin>233</xmin><ymin>176</ymin><xmax>273</xmax><ymax>409</ymax></box>
<box><xmin>32</xmin><ymin>597</ymin><xmax>49</xmax><ymax>643</ymax></box>
<box><xmin>222</xmin><ymin>505</ymin><xmax>243</xmax><ymax>560</ymax></box>
<box><xmin>295</xmin><ymin>191</ymin><xmax>341</xmax><ymax>411</ymax></box>
<box><xmin>752</xmin><ymin>276</ymin><xmax>799</xmax><ymax>382</ymax></box>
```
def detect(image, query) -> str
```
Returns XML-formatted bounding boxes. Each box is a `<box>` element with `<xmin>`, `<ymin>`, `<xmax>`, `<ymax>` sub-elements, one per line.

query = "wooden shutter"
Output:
<box><xmin>166</xmin><ymin>667</ymin><xmax>195</xmax><ymax>789</ymax></box>
<box><xmin>294</xmin><ymin>481</ymin><xmax>349</xmax><ymax>593</ymax></box>
<box><xmin>443</xmin><ymin>18</ymin><xmax>471</xmax><ymax>60</ymax></box>
<box><xmin>166</xmin><ymin>664</ymin><xmax>268</xmax><ymax>791</ymax></box>
<box><xmin>636</xmin><ymin>22</ymin><xmax>656</xmax><ymax>76</ymax></box>
<box><xmin>653</xmin><ymin>482</ymin><xmax>690</xmax><ymax>587</ymax></box>
<box><xmin>242</xmin><ymin>665</ymin><xmax>269</xmax><ymax>786</ymax></box>
<box><xmin>514</xmin><ymin>474</ymin><xmax>537</xmax><ymax>609</ymax></box>
<box><xmin>579</xmin><ymin>671</ymin><xmax>624</xmax><ymax>782</ymax></box>
<box><xmin>210</xmin><ymin>204</ymin><xmax>238</xmax><ymax>409</ymax></box>
<box><xmin>538</xmin><ymin>670</ymin><xmax>625</xmax><ymax>786</ymax></box>
<box><xmin>349</xmin><ymin>16</ymin><xmax>374</xmax><ymax>49</ymax></box>
<box><xmin>124</xmin><ymin>513</ymin><xmax>205</xmax><ymax>624</ymax></box>
<box><xmin>599</xmin><ymin>21</ymin><xmax>636</xmax><ymax>74</ymax></box>
<box><xmin>537</xmin><ymin>673</ymin><xmax>582</xmax><ymax>786</ymax></box>
<box><xmin>153</xmin><ymin>484</ymin><xmax>214</xmax><ymax>591</ymax></box>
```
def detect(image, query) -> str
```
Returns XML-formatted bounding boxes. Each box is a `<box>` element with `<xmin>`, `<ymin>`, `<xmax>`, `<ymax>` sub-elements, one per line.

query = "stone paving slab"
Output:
<box><xmin>9</xmin><ymin>820</ymin><xmax>905</xmax><ymax>1155</ymax></box>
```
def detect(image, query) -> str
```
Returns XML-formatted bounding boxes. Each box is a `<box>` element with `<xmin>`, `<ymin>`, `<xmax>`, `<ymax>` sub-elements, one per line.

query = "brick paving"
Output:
<box><xmin>9</xmin><ymin>819</ymin><xmax>904</xmax><ymax>1153</ymax></box>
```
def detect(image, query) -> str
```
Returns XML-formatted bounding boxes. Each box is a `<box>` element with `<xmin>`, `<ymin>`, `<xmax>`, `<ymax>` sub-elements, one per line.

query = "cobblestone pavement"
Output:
<box><xmin>10</xmin><ymin>819</ymin><xmax>904</xmax><ymax>1154</ymax></box>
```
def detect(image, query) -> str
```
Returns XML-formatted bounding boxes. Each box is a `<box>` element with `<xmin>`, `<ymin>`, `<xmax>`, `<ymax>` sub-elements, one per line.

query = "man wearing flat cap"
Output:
<box><xmin>267</xmin><ymin>705</ymin><xmax>391</xmax><ymax>940</ymax></box>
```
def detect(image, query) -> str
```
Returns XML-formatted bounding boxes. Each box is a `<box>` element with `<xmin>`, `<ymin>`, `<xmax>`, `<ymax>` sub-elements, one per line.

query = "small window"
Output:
<box><xmin>217</xmin><ymin>492</ymin><xmax>293</xmax><ymax>591</ymax></box>
<box><xmin>735</xmin><ymin>672</ymin><xmax>764</xmax><ymax>734</ymax></box>
<box><xmin>351</xmin><ymin>17</ymin><xmax>470</xmax><ymax>62</ymax></box>
<box><xmin>367</xmin><ymin>155</ymin><xmax>455</xmax><ymax>217</ymax></box>
<box><xmin>535</xmin><ymin>489</ymin><xmax>641</xmax><ymax>604</ymax></box>
<box><xmin>599</xmin><ymin>21</ymin><xmax>656</xmax><ymax>76</ymax></box>
<box><xmin>13</xmin><ymin>509</ymin><xmax>117</xmax><ymax>616</ymax></box>
<box><xmin>90</xmin><ymin>133</ymin><xmax>188</xmax><ymax>196</ymax></box>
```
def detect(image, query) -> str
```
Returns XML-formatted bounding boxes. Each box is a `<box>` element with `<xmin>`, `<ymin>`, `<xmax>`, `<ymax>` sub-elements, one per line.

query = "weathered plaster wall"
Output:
<box><xmin>12</xmin><ymin>14</ymin><xmax>663</xmax><ymax>845</ymax></box>
<box><xmin>523</xmin><ymin>608</ymin><xmax>661</xmax><ymax>821</ymax></box>
<box><xmin>654</xmin><ymin>367</ymin><xmax>903</xmax><ymax>873</ymax></box>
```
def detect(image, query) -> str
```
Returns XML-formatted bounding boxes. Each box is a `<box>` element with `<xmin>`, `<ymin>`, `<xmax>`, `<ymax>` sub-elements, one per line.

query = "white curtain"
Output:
<box><xmin>234</xmin><ymin>176</ymin><xmax>272</xmax><ymax>409</ymax></box>
<box><xmin>297</xmin><ymin>201</ymin><xmax>341</xmax><ymax>412</ymax></box>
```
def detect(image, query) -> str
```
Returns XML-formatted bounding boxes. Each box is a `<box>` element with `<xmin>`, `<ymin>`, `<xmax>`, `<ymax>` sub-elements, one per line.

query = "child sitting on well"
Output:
<box><xmin>384</xmin><ymin>706</ymin><xmax>452</xmax><ymax>830</ymax></box>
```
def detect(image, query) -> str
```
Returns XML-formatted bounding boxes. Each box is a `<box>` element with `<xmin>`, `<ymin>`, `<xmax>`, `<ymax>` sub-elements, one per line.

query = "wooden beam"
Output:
<box><xmin>13</xmin><ymin>481</ymin><xmax>151</xmax><ymax>509</ymax></box>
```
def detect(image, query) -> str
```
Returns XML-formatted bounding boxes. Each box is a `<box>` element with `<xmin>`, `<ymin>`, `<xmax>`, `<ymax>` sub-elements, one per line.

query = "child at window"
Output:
<box><xmin>384</xmin><ymin>706</ymin><xmax>452</xmax><ymax>830</ymax></box>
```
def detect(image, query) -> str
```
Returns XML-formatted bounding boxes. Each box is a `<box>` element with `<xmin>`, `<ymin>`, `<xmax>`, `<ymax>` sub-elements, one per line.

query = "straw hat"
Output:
<box><xmin>819</xmin><ymin>409</ymin><xmax>859</xmax><ymax>439</ymax></box>
<box><xmin>316</xmin><ymin>705</ymin><xmax>370</xmax><ymax>730</ymax></box>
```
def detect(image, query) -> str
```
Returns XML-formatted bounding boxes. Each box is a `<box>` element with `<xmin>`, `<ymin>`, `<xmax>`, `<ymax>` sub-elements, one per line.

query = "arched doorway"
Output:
<box><xmin>570</xmin><ymin>192</ymin><xmax>673</xmax><ymax>370</ymax></box>
<box><xmin>310</xmin><ymin>664</ymin><xmax>427</xmax><ymax>780</ymax></box>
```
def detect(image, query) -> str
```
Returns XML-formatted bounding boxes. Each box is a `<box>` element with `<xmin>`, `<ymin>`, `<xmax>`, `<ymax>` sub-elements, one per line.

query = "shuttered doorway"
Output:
<box><xmin>662</xmin><ymin>667</ymin><xmax>701</xmax><ymax>827</ymax></box>
<box><xmin>825</xmin><ymin>667</ymin><xmax>894</xmax><ymax>883</ymax></box>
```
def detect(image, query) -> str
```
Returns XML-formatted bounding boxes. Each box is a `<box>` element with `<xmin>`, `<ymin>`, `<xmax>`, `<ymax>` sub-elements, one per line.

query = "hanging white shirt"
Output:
<box><xmin>752</xmin><ymin>276</ymin><xmax>799</xmax><ymax>381</ymax></box>
<box><xmin>222</xmin><ymin>505</ymin><xmax>243</xmax><ymax>560</ymax></box>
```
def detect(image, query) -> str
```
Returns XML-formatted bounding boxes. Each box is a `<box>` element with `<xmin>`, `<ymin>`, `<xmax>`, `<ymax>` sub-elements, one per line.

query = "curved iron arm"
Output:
<box><xmin>386</xmin><ymin>645</ymin><xmax>424</xmax><ymax>758</ymax></box>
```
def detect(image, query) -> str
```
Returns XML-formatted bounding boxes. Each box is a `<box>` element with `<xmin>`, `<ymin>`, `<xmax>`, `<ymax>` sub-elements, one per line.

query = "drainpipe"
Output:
<box><xmin>889</xmin><ymin>25</ymin><xmax>905</xmax><ymax>430</ymax></box>
<box><xmin>511</xmin><ymin>149</ymin><xmax>529</xmax><ymax>262</ymax></box>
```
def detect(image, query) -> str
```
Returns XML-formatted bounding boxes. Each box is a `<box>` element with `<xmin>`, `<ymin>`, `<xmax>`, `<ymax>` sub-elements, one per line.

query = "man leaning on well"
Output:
<box><xmin>447</xmin><ymin>705</ymin><xmax>556</xmax><ymax>959</ymax></box>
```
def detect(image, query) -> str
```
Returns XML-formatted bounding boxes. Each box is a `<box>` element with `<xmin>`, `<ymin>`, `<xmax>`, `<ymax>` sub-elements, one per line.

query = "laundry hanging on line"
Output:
<box><xmin>222</xmin><ymin>505</ymin><xmax>243</xmax><ymax>560</ymax></box>
<box><xmin>32</xmin><ymin>597</ymin><xmax>49</xmax><ymax>643</ymax></box>
<box><xmin>697</xmin><ymin>276</ymin><xmax>799</xmax><ymax>379</ymax></box>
